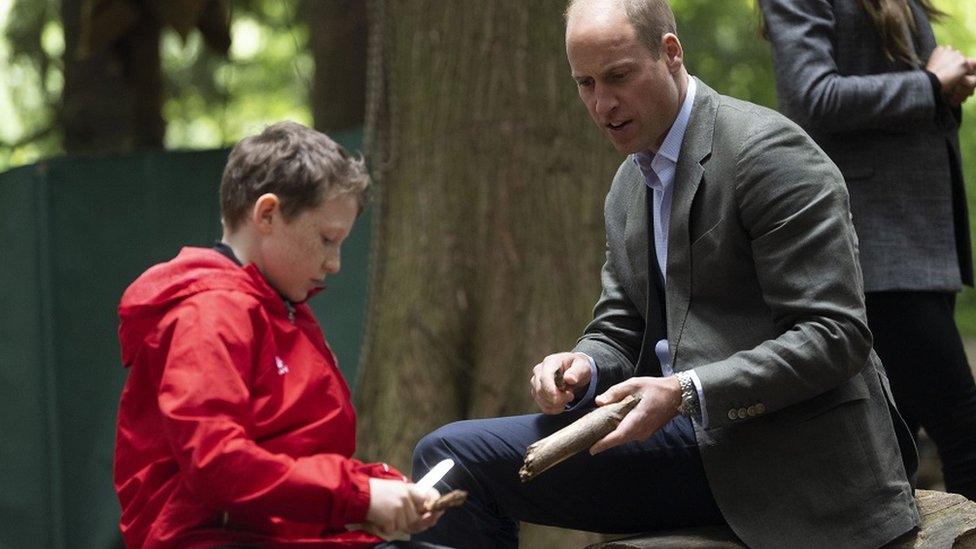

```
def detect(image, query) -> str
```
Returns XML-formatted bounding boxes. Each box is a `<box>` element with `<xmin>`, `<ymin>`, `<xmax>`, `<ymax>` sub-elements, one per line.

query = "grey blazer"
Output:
<box><xmin>760</xmin><ymin>0</ymin><xmax>972</xmax><ymax>292</ymax></box>
<box><xmin>575</xmin><ymin>80</ymin><xmax>919</xmax><ymax>548</ymax></box>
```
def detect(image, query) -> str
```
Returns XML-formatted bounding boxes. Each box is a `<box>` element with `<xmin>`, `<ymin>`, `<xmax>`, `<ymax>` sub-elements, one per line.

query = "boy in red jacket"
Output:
<box><xmin>115</xmin><ymin>122</ymin><xmax>442</xmax><ymax>548</ymax></box>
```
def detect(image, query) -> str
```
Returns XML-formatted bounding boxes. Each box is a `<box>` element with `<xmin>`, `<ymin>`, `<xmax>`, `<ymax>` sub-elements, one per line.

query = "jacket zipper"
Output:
<box><xmin>285</xmin><ymin>300</ymin><xmax>295</xmax><ymax>323</ymax></box>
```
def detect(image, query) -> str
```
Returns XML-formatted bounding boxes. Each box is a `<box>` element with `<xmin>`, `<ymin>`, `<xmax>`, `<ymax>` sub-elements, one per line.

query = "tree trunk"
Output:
<box><xmin>308</xmin><ymin>0</ymin><xmax>368</xmax><ymax>132</ymax></box>
<box><xmin>357</xmin><ymin>1</ymin><xmax>620</xmax><ymax>545</ymax></box>
<box><xmin>62</xmin><ymin>0</ymin><xmax>163</xmax><ymax>153</ymax></box>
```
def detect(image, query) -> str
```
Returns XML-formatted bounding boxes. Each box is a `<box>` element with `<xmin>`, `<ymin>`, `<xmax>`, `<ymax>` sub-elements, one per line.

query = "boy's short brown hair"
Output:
<box><xmin>220</xmin><ymin>121</ymin><xmax>370</xmax><ymax>232</ymax></box>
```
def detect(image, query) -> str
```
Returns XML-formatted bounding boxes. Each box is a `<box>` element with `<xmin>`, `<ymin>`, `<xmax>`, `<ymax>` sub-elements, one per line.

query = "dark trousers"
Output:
<box><xmin>866</xmin><ymin>291</ymin><xmax>976</xmax><ymax>499</ymax></box>
<box><xmin>410</xmin><ymin>409</ymin><xmax>724</xmax><ymax>549</ymax></box>
<box><xmin>375</xmin><ymin>542</ymin><xmax>453</xmax><ymax>548</ymax></box>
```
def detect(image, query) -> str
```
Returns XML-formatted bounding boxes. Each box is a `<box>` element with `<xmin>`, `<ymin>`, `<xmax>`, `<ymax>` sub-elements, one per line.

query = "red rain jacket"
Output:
<box><xmin>115</xmin><ymin>247</ymin><xmax>400</xmax><ymax>548</ymax></box>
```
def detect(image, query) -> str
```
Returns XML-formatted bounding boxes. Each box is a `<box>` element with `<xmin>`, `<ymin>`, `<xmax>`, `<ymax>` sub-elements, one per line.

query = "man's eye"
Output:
<box><xmin>577</xmin><ymin>79</ymin><xmax>592</xmax><ymax>88</ymax></box>
<box><xmin>611</xmin><ymin>72</ymin><xmax>626</xmax><ymax>81</ymax></box>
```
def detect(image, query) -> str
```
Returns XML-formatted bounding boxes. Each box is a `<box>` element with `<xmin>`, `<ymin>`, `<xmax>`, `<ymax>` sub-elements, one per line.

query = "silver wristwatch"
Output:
<box><xmin>676</xmin><ymin>371</ymin><xmax>701</xmax><ymax>421</ymax></box>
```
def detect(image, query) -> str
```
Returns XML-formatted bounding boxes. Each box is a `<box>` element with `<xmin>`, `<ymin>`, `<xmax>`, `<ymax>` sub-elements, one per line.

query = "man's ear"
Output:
<box><xmin>662</xmin><ymin>33</ymin><xmax>683</xmax><ymax>73</ymax></box>
<box><xmin>251</xmin><ymin>193</ymin><xmax>281</xmax><ymax>234</ymax></box>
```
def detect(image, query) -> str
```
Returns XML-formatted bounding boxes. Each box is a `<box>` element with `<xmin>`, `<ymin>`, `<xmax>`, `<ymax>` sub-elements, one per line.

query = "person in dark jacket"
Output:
<box><xmin>115</xmin><ymin>121</ymin><xmax>444</xmax><ymax>548</ymax></box>
<box><xmin>759</xmin><ymin>0</ymin><xmax>976</xmax><ymax>499</ymax></box>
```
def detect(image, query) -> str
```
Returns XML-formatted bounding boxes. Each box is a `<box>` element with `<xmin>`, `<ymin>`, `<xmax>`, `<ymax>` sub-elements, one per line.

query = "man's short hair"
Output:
<box><xmin>566</xmin><ymin>0</ymin><xmax>677</xmax><ymax>57</ymax></box>
<box><xmin>220</xmin><ymin>121</ymin><xmax>370</xmax><ymax>231</ymax></box>
<box><xmin>623</xmin><ymin>0</ymin><xmax>677</xmax><ymax>56</ymax></box>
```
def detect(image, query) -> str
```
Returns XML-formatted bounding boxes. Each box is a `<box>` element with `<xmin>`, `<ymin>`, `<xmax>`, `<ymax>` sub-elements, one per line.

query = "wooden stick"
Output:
<box><xmin>346</xmin><ymin>490</ymin><xmax>469</xmax><ymax>540</ymax></box>
<box><xmin>554</xmin><ymin>368</ymin><xmax>567</xmax><ymax>392</ymax></box>
<box><xmin>423</xmin><ymin>489</ymin><xmax>468</xmax><ymax>513</ymax></box>
<box><xmin>519</xmin><ymin>395</ymin><xmax>641</xmax><ymax>482</ymax></box>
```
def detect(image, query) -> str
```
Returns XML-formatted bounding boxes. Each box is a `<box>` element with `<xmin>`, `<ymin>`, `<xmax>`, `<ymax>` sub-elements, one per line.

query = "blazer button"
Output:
<box><xmin>737</xmin><ymin>407</ymin><xmax>748</xmax><ymax>419</ymax></box>
<box><xmin>747</xmin><ymin>405</ymin><xmax>757</xmax><ymax>417</ymax></box>
<box><xmin>728</xmin><ymin>409</ymin><xmax>738</xmax><ymax>421</ymax></box>
<box><xmin>756</xmin><ymin>403</ymin><xmax>766</xmax><ymax>414</ymax></box>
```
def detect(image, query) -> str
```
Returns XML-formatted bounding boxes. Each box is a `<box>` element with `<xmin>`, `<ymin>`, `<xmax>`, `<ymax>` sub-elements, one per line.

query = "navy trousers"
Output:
<box><xmin>411</xmin><ymin>408</ymin><xmax>724</xmax><ymax>548</ymax></box>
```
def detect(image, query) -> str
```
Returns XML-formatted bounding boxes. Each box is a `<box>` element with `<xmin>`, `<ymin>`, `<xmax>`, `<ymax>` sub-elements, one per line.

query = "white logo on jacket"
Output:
<box><xmin>275</xmin><ymin>356</ymin><xmax>289</xmax><ymax>375</ymax></box>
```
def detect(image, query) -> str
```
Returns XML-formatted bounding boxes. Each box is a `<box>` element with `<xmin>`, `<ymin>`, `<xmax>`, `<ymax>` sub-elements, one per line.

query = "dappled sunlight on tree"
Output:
<box><xmin>1</xmin><ymin>0</ymin><xmax>975</xmax><ymax>336</ymax></box>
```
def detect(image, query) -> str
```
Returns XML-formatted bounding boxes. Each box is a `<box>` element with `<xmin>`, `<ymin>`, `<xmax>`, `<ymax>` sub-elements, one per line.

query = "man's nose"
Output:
<box><xmin>594</xmin><ymin>84</ymin><xmax>617</xmax><ymax>117</ymax></box>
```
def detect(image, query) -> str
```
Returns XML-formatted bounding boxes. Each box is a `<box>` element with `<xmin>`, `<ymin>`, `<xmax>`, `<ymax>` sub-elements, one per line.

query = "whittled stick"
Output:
<box><xmin>554</xmin><ymin>368</ymin><xmax>568</xmax><ymax>392</ymax></box>
<box><xmin>423</xmin><ymin>489</ymin><xmax>468</xmax><ymax>513</ymax></box>
<box><xmin>519</xmin><ymin>395</ymin><xmax>641</xmax><ymax>482</ymax></box>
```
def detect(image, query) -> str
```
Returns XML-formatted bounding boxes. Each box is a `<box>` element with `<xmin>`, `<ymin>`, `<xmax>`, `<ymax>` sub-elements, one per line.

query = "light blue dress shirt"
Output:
<box><xmin>577</xmin><ymin>76</ymin><xmax>709</xmax><ymax>427</ymax></box>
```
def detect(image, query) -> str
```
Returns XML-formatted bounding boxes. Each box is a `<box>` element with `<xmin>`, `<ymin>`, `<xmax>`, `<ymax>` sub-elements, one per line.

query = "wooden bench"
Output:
<box><xmin>586</xmin><ymin>490</ymin><xmax>976</xmax><ymax>548</ymax></box>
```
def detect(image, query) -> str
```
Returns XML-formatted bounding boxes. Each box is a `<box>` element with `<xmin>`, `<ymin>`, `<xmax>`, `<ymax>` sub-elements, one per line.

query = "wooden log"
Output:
<box><xmin>585</xmin><ymin>490</ymin><xmax>976</xmax><ymax>548</ymax></box>
<box><xmin>519</xmin><ymin>395</ymin><xmax>640</xmax><ymax>482</ymax></box>
<box><xmin>587</xmin><ymin>525</ymin><xmax>744</xmax><ymax>548</ymax></box>
<box><xmin>887</xmin><ymin>489</ymin><xmax>976</xmax><ymax>548</ymax></box>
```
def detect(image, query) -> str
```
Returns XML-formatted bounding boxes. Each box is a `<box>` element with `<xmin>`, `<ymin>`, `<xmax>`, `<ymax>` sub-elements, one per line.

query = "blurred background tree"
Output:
<box><xmin>0</xmin><ymin>1</ymin><xmax>975</xmax><ymax>546</ymax></box>
<box><xmin>1</xmin><ymin>0</ymin><xmax>971</xmax><ymax>189</ymax></box>
<box><xmin>0</xmin><ymin>0</ymin><xmax>366</xmax><ymax>164</ymax></box>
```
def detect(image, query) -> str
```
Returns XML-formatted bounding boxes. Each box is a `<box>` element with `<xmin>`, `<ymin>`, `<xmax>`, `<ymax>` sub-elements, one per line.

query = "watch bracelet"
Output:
<box><xmin>676</xmin><ymin>371</ymin><xmax>700</xmax><ymax>421</ymax></box>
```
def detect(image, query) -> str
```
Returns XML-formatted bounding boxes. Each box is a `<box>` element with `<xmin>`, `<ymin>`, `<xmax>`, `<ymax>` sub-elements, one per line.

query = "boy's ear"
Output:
<box><xmin>251</xmin><ymin>193</ymin><xmax>281</xmax><ymax>234</ymax></box>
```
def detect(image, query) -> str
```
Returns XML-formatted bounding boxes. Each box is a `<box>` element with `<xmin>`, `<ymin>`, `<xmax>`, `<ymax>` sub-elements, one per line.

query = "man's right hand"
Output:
<box><xmin>365</xmin><ymin>478</ymin><xmax>441</xmax><ymax>536</ymax></box>
<box><xmin>926</xmin><ymin>46</ymin><xmax>975</xmax><ymax>106</ymax></box>
<box><xmin>530</xmin><ymin>352</ymin><xmax>593</xmax><ymax>414</ymax></box>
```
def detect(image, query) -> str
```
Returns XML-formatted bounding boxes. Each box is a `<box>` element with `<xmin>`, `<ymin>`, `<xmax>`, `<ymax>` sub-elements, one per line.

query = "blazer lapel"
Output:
<box><xmin>667</xmin><ymin>78</ymin><xmax>717</xmax><ymax>366</ymax></box>
<box><xmin>624</xmin><ymin>166</ymin><xmax>649</xmax><ymax>313</ymax></box>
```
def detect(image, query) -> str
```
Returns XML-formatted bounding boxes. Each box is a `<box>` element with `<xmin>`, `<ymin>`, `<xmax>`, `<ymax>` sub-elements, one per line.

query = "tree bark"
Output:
<box><xmin>308</xmin><ymin>0</ymin><xmax>368</xmax><ymax>132</ymax></box>
<box><xmin>61</xmin><ymin>0</ymin><xmax>164</xmax><ymax>153</ymax></box>
<box><xmin>357</xmin><ymin>1</ymin><xmax>621</xmax><ymax>545</ymax></box>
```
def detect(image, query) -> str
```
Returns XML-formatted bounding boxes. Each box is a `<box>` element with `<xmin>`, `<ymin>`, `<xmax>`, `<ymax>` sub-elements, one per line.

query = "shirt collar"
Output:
<box><xmin>633</xmin><ymin>76</ymin><xmax>698</xmax><ymax>174</ymax></box>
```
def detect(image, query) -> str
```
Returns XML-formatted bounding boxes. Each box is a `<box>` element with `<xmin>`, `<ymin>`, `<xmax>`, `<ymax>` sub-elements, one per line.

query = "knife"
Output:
<box><xmin>346</xmin><ymin>458</ymin><xmax>456</xmax><ymax>539</ymax></box>
<box><xmin>415</xmin><ymin>458</ymin><xmax>454</xmax><ymax>491</ymax></box>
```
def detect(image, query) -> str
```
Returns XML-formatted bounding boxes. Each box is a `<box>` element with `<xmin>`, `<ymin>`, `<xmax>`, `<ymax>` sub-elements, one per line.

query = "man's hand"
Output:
<box><xmin>365</xmin><ymin>478</ymin><xmax>442</xmax><ymax>536</ymax></box>
<box><xmin>530</xmin><ymin>352</ymin><xmax>592</xmax><ymax>414</ymax></box>
<box><xmin>926</xmin><ymin>46</ymin><xmax>974</xmax><ymax>106</ymax></box>
<box><xmin>588</xmin><ymin>376</ymin><xmax>682</xmax><ymax>455</ymax></box>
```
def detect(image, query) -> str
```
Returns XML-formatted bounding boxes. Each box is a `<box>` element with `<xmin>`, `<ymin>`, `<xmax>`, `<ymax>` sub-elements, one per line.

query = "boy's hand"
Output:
<box><xmin>530</xmin><ymin>352</ymin><xmax>592</xmax><ymax>414</ymax></box>
<box><xmin>365</xmin><ymin>478</ymin><xmax>442</xmax><ymax>535</ymax></box>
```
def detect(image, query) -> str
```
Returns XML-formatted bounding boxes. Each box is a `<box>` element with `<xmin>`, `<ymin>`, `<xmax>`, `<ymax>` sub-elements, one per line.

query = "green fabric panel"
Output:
<box><xmin>0</xmin><ymin>164</ymin><xmax>63</xmax><ymax>548</ymax></box>
<box><xmin>46</xmin><ymin>150</ymin><xmax>225</xmax><ymax>549</ymax></box>
<box><xmin>0</xmin><ymin>127</ymin><xmax>370</xmax><ymax>549</ymax></box>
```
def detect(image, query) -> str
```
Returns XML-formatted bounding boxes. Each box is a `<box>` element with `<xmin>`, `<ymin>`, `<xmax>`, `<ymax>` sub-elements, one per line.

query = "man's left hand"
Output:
<box><xmin>589</xmin><ymin>376</ymin><xmax>683</xmax><ymax>455</ymax></box>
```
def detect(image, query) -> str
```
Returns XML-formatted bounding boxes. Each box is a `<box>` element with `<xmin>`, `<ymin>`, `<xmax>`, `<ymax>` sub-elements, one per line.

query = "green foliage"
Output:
<box><xmin>673</xmin><ymin>0</ymin><xmax>776</xmax><ymax>107</ymax></box>
<box><xmin>0</xmin><ymin>0</ymin><xmax>61</xmax><ymax>168</ymax></box>
<box><xmin>162</xmin><ymin>0</ymin><xmax>313</xmax><ymax>149</ymax></box>
<box><xmin>0</xmin><ymin>0</ymin><xmax>312</xmax><ymax>170</ymax></box>
<box><xmin>3</xmin><ymin>0</ymin><xmax>976</xmax><ymax>333</ymax></box>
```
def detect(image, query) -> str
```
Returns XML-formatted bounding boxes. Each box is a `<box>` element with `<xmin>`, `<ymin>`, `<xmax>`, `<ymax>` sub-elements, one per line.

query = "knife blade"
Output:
<box><xmin>415</xmin><ymin>458</ymin><xmax>454</xmax><ymax>491</ymax></box>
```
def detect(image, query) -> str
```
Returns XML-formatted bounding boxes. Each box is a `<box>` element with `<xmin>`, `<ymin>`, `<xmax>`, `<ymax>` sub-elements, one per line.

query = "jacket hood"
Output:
<box><xmin>118</xmin><ymin>247</ymin><xmax>281</xmax><ymax>367</ymax></box>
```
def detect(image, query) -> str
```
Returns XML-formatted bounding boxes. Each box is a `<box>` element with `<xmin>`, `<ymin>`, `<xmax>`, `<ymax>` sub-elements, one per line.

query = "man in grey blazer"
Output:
<box><xmin>413</xmin><ymin>0</ymin><xmax>919</xmax><ymax>547</ymax></box>
<box><xmin>759</xmin><ymin>0</ymin><xmax>976</xmax><ymax>500</ymax></box>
